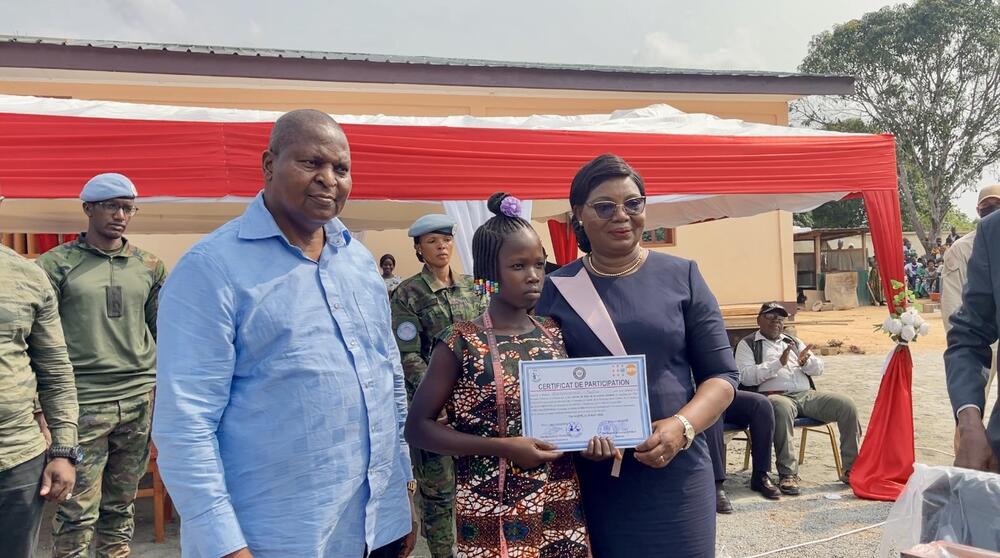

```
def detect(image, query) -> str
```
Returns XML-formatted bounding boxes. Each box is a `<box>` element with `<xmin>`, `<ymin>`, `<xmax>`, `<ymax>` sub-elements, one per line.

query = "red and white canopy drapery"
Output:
<box><xmin>0</xmin><ymin>94</ymin><xmax>911</xmax><ymax>500</ymax></box>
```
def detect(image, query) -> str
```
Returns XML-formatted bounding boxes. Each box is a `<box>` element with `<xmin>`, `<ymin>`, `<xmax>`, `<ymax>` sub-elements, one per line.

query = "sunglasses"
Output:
<box><xmin>586</xmin><ymin>197</ymin><xmax>646</xmax><ymax>220</ymax></box>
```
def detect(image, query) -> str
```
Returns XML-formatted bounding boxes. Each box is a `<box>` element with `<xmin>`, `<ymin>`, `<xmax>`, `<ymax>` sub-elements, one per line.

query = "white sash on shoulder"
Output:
<box><xmin>550</xmin><ymin>267</ymin><xmax>627</xmax><ymax>357</ymax></box>
<box><xmin>550</xmin><ymin>266</ymin><xmax>628</xmax><ymax>477</ymax></box>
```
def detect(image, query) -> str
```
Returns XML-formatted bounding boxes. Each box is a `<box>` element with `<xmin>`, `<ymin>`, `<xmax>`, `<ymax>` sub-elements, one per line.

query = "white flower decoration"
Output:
<box><xmin>918</xmin><ymin>322</ymin><xmax>930</xmax><ymax>336</ymax></box>
<box><xmin>901</xmin><ymin>324</ymin><xmax>916</xmax><ymax>342</ymax></box>
<box><xmin>900</xmin><ymin>312</ymin><xmax>915</xmax><ymax>326</ymax></box>
<box><xmin>888</xmin><ymin>318</ymin><xmax>903</xmax><ymax>335</ymax></box>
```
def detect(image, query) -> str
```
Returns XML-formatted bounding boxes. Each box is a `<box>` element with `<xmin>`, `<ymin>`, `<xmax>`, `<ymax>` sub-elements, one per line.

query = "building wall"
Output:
<box><xmin>342</xmin><ymin>211</ymin><xmax>795</xmax><ymax>307</ymax></box>
<box><xmin>135</xmin><ymin>209</ymin><xmax>794</xmax><ymax>307</ymax></box>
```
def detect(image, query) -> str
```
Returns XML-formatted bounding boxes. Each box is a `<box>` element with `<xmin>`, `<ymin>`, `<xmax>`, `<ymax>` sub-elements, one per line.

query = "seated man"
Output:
<box><xmin>705</xmin><ymin>390</ymin><xmax>782</xmax><ymax>514</ymax></box>
<box><xmin>925</xmin><ymin>260</ymin><xmax>941</xmax><ymax>295</ymax></box>
<box><xmin>735</xmin><ymin>302</ymin><xmax>860</xmax><ymax>495</ymax></box>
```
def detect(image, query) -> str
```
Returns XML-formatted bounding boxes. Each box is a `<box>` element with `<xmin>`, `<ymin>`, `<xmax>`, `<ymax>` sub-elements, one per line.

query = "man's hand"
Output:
<box><xmin>798</xmin><ymin>344</ymin><xmax>815</xmax><ymax>367</ymax></box>
<box><xmin>398</xmin><ymin>528</ymin><xmax>417</xmax><ymax>558</ymax></box>
<box><xmin>39</xmin><ymin>457</ymin><xmax>75</xmax><ymax>502</ymax></box>
<box><xmin>955</xmin><ymin>408</ymin><xmax>997</xmax><ymax>472</ymax></box>
<box><xmin>779</xmin><ymin>345</ymin><xmax>792</xmax><ymax>366</ymax></box>
<box><xmin>399</xmin><ymin>491</ymin><xmax>418</xmax><ymax>557</ymax></box>
<box><xmin>222</xmin><ymin>548</ymin><xmax>253</xmax><ymax>558</ymax></box>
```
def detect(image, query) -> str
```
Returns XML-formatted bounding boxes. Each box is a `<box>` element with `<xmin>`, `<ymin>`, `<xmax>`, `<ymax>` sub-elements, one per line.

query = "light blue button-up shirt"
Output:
<box><xmin>153</xmin><ymin>193</ymin><xmax>412</xmax><ymax>558</ymax></box>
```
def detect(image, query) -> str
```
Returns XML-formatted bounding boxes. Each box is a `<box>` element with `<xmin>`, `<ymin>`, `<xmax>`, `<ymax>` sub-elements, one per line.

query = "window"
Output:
<box><xmin>641</xmin><ymin>227</ymin><xmax>676</xmax><ymax>247</ymax></box>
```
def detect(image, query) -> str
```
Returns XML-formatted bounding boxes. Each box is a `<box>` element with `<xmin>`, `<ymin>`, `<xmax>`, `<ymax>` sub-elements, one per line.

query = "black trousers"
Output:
<box><xmin>0</xmin><ymin>452</ymin><xmax>46</xmax><ymax>558</ymax></box>
<box><xmin>706</xmin><ymin>390</ymin><xmax>776</xmax><ymax>482</ymax></box>
<box><xmin>366</xmin><ymin>535</ymin><xmax>406</xmax><ymax>558</ymax></box>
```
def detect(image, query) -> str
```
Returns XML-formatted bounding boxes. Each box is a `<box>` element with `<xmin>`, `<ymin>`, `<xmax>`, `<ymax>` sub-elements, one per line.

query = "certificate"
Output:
<box><xmin>519</xmin><ymin>355</ymin><xmax>652</xmax><ymax>451</ymax></box>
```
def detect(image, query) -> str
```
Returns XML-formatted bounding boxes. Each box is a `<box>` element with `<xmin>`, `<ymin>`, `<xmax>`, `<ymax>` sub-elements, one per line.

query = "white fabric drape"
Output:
<box><xmin>443</xmin><ymin>200</ymin><xmax>533</xmax><ymax>276</ymax></box>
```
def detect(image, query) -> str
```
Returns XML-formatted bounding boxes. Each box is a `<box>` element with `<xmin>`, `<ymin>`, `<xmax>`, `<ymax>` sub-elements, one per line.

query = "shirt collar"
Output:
<box><xmin>74</xmin><ymin>234</ymin><xmax>133</xmax><ymax>257</ymax></box>
<box><xmin>238</xmin><ymin>191</ymin><xmax>352</xmax><ymax>248</ymax></box>
<box><xmin>756</xmin><ymin>330</ymin><xmax>796</xmax><ymax>345</ymax></box>
<box><xmin>419</xmin><ymin>265</ymin><xmax>455</xmax><ymax>293</ymax></box>
<box><xmin>755</xmin><ymin>330</ymin><xmax>779</xmax><ymax>343</ymax></box>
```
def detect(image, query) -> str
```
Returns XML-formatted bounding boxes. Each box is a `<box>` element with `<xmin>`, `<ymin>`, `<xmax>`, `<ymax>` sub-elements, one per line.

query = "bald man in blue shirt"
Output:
<box><xmin>153</xmin><ymin>110</ymin><xmax>415</xmax><ymax>558</ymax></box>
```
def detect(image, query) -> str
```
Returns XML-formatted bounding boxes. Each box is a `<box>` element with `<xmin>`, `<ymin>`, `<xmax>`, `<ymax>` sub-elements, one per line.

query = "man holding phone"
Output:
<box><xmin>735</xmin><ymin>302</ymin><xmax>860</xmax><ymax>495</ymax></box>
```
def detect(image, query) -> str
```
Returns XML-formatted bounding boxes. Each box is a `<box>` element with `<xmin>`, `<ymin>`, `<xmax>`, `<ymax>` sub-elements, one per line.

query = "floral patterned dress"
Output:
<box><xmin>440</xmin><ymin>318</ymin><xmax>590</xmax><ymax>558</ymax></box>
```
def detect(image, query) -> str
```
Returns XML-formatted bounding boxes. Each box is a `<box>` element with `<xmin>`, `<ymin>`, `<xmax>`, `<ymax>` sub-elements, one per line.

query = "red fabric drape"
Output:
<box><xmin>850</xmin><ymin>188</ymin><xmax>915</xmax><ymax>501</ymax></box>
<box><xmin>546</xmin><ymin>219</ymin><xmax>578</xmax><ymax>265</ymax></box>
<box><xmin>0</xmin><ymin>112</ymin><xmax>899</xmax><ymax>201</ymax></box>
<box><xmin>31</xmin><ymin>234</ymin><xmax>61</xmax><ymax>254</ymax></box>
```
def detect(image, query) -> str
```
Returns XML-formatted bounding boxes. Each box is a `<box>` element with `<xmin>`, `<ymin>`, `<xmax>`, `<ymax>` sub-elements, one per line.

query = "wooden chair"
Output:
<box><xmin>135</xmin><ymin>442</ymin><xmax>173</xmax><ymax>543</ymax></box>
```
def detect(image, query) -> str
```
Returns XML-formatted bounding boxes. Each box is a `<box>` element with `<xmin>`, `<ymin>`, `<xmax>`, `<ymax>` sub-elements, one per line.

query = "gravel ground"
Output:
<box><xmin>35</xmin><ymin>343</ymin><xmax>988</xmax><ymax>558</ymax></box>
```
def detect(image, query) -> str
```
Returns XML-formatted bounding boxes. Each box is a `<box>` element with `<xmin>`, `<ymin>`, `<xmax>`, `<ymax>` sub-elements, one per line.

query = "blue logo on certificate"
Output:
<box><xmin>518</xmin><ymin>354</ymin><xmax>652</xmax><ymax>452</ymax></box>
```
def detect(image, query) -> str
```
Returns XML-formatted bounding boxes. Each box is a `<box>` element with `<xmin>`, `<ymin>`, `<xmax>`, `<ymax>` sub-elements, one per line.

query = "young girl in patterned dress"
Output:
<box><xmin>405</xmin><ymin>193</ymin><xmax>617</xmax><ymax>558</ymax></box>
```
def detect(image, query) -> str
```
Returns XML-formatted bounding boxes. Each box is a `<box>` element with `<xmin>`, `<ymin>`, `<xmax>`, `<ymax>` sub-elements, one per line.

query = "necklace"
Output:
<box><xmin>587</xmin><ymin>249</ymin><xmax>646</xmax><ymax>277</ymax></box>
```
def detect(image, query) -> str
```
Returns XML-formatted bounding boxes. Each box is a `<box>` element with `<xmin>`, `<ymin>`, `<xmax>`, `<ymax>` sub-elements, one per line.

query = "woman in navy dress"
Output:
<box><xmin>534</xmin><ymin>154</ymin><xmax>739</xmax><ymax>558</ymax></box>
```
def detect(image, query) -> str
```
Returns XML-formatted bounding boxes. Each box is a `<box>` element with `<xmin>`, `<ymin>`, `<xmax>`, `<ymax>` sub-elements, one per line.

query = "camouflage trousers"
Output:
<box><xmin>411</xmin><ymin>446</ymin><xmax>456</xmax><ymax>558</ymax></box>
<box><xmin>52</xmin><ymin>391</ymin><xmax>152</xmax><ymax>558</ymax></box>
<box><xmin>405</xmin><ymin>370</ymin><xmax>456</xmax><ymax>558</ymax></box>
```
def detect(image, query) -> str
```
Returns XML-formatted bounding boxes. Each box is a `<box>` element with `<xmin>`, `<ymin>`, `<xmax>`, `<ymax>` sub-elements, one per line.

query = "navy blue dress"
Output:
<box><xmin>534</xmin><ymin>253</ymin><xmax>738</xmax><ymax>558</ymax></box>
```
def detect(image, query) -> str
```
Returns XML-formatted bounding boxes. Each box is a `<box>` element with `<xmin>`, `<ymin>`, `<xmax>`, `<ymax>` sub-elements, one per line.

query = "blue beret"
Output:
<box><xmin>80</xmin><ymin>173</ymin><xmax>138</xmax><ymax>202</ymax></box>
<box><xmin>408</xmin><ymin>214</ymin><xmax>455</xmax><ymax>238</ymax></box>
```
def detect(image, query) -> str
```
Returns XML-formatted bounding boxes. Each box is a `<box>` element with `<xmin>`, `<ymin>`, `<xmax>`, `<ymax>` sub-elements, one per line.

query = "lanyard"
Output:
<box><xmin>481</xmin><ymin>311</ymin><xmax>556</xmax><ymax>557</ymax></box>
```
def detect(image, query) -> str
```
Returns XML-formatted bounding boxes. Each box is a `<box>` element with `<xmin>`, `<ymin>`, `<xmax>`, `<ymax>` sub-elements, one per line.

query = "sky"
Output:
<box><xmin>0</xmin><ymin>0</ymin><xmax>994</xmax><ymax>218</ymax></box>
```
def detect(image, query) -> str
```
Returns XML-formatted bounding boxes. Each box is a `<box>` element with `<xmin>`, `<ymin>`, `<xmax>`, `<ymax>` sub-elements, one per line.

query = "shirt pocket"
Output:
<box><xmin>0</xmin><ymin>293</ymin><xmax>29</xmax><ymax>342</ymax></box>
<box><xmin>352</xmin><ymin>289</ymin><xmax>391</xmax><ymax>355</ymax></box>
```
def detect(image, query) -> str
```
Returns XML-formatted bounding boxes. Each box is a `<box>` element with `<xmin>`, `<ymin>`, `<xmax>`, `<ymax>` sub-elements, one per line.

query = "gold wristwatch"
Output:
<box><xmin>673</xmin><ymin>414</ymin><xmax>695</xmax><ymax>450</ymax></box>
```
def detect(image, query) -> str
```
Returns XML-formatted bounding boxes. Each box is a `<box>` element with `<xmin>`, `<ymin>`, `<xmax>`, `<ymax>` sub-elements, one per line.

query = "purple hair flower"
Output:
<box><xmin>500</xmin><ymin>195</ymin><xmax>523</xmax><ymax>218</ymax></box>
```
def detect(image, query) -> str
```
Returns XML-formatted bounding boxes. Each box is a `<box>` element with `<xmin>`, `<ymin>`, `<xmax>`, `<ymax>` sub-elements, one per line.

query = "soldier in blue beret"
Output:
<box><xmin>390</xmin><ymin>214</ymin><xmax>484</xmax><ymax>557</ymax></box>
<box><xmin>407</xmin><ymin>214</ymin><xmax>456</xmax><ymax>239</ymax></box>
<box><xmin>36</xmin><ymin>173</ymin><xmax>166</xmax><ymax>557</ymax></box>
<box><xmin>78</xmin><ymin>173</ymin><xmax>138</xmax><ymax>203</ymax></box>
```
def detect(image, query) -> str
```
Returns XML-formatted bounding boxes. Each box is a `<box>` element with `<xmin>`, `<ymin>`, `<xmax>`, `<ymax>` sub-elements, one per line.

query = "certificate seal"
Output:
<box><xmin>572</xmin><ymin>367</ymin><xmax>587</xmax><ymax>380</ymax></box>
<box><xmin>597</xmin><ymin>421</ymin><xmax>617</xmax><ymax>437</ymax></box>
<box><xmin>566</xmin><ymin>421</ymin><xmax>583</xmax><ymax>438</ymax></box>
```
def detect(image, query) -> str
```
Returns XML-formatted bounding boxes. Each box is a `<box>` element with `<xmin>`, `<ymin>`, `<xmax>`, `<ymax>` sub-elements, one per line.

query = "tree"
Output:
<box><xmin>797</xmin><ymin>0</ymin><xmax>1000</xmax><ymax>252</ymax></box>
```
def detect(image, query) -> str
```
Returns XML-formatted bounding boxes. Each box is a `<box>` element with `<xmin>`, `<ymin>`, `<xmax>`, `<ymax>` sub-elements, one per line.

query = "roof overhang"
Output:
<box><xmin>0</xmin><ymin>36</ymin><xmax>855</xmax><ymax>97</ymax></box>
<box><xmin>794</xmin><ymin>227</ymin><xmax>870</xmax><ymax>242</ymax></box>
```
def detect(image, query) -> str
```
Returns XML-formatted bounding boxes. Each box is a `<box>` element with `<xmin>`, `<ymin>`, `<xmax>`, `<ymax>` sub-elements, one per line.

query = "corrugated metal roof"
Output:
<box><xmin>0</xmin><ymin>34</ymin><xmax>846</xmax><ymax>80</ymax></box>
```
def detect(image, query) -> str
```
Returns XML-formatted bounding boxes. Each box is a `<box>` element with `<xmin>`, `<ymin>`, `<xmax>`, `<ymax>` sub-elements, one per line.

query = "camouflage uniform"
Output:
<box><xmin>0</xmin><ymin>245</ymin><xmax>78</xmax><ymax>558</ymax></box>
<box><xmin>52</xmin><ymin>392</ymin><xmax>152</xmax><ymax>558</ymax></box>
<box><xmin>35</xmin><ymin>236</ymin><xmax>165</xmax><ymax>558</ymax></box>
<box><xmin>390</xmin><ymin>266</ymin><xmax>484</xmax><ymax>558</ymax></box>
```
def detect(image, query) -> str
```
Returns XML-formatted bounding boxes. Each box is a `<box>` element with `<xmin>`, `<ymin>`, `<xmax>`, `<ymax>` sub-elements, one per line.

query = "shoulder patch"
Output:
<box><xmin>396</xmin><ymin>321</ymin><xmax>418</xmax><ymax>342</ymax></box>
